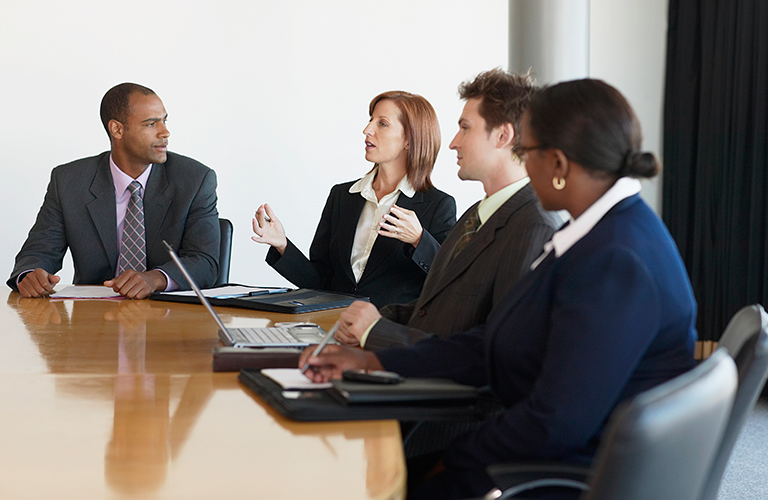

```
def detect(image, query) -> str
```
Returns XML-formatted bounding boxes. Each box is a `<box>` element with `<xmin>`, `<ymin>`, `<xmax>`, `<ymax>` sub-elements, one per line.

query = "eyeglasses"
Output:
<box><xmin>513</xmin><ymin>143</ymin><xmax>550</xmax><ymax>161</ymax></box>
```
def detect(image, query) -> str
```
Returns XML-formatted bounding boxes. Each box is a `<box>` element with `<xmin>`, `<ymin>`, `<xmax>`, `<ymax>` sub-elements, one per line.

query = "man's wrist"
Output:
<box><xmin>358</xmin><ymin>318</ymin><xmax>381</xmax><ymax>348</ymax></box>
<box><xmin>16</xmin><ymin>269</ymin><xmax>35</xmax><ymax>288</ymax></box>
<box><xmin>148</xmin><ymin>270</ymin><xmax>168</xmax><ymax>292</ymax></box>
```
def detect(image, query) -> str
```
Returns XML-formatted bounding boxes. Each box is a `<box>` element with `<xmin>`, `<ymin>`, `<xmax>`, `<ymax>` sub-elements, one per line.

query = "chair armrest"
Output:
<box><xmin>485</xmin><ymin>462</ymin><xmax>592</xmax><ymax>499</ymax></box>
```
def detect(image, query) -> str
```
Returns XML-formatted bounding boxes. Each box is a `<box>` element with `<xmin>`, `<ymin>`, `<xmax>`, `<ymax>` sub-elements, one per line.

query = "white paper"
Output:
<box><xmin>261</xmin><ymin>368</ymin><xmax>332</xmax><ymax>390</ymax></box>
<box><xmin>159</xmin><ymin>285</ymin><xmax>276</xmax><ymax>299</ymax></box>
<box><xmin>50</xmin><ymin>286</ymin><xmax>123</xmax><ymax>299</ymax></box>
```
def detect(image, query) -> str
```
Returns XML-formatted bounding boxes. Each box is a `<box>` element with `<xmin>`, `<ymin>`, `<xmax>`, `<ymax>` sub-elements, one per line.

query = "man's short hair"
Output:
<box><xmin>458</xmin><ymin>68</ymin><xmax>536</xmax><ymax>142</ymax></box>
<box><xmin>100</xmin><ymin>83</ymin><xmax>156</xmax><ymax>137</ymax></box>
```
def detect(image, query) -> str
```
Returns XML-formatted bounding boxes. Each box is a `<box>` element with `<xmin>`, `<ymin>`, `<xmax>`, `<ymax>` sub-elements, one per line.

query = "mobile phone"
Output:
<box><xmin>342</xmin><ymin>369</ymin><xmax>403</xmax><ymax>384</ymax></box>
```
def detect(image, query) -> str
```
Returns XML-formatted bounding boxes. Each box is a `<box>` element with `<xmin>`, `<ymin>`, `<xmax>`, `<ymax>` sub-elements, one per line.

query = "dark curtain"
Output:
<box><xmin>663</xmin><ymin>0</ymin><xmax>768</xmax><ymax>341</ymax></box>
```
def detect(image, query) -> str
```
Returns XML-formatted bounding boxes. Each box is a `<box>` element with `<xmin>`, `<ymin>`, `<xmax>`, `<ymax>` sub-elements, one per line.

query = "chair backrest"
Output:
<box><xmin>217</xmin><ymin>218</ymin><xmax>234</xmax><ymax>286</ymax></box>
<box><xmin>584</xmin><ymin>349</ymin><xmax>737</xmax><ymax>500</ymax></box>
<box><xmin>698</xmin><ymin>304</ymin><xmax>768</xmax><ymax>500</ymax></box>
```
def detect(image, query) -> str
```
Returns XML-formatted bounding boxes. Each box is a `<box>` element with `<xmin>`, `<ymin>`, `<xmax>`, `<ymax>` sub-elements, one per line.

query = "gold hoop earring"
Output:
<box><xmin>552</xmin><ymin>177</ymin><xmax>566</xmax><ymax>190</ymax></box>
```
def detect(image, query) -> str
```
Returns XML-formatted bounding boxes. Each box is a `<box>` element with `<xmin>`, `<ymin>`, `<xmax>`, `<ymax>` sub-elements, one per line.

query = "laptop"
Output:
<box><xmin>162</xmin><ymin>240</ymin><xmax>332</xmax><ymax>348</ymax></box>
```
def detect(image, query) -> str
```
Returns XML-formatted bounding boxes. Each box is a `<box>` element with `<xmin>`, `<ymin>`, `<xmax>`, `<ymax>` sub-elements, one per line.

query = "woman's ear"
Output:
<box><xmin>552</xmin><ymin>149</ymin><xmax>570</xmax><ymax>180</ymax></box>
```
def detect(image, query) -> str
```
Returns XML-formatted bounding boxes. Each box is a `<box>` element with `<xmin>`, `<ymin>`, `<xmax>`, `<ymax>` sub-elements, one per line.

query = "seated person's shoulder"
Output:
<box><xmin>53</xmin><ymin>152</ymin><xmax>109</xmax><ymax>174</ymax></box>
<box><xmin>49</xmin><ymin>152</ymin><xmax>110</xmax><ymax>189</ymax></box>
<box><xmin>418</xmin><ymin>186</ymin><xmax>452</xmax><ymax>200</ymax></box>
<box><xmin>164</xmin><ymin>152</ymin><xmax>214</xmax><ymax>174</ymax></box>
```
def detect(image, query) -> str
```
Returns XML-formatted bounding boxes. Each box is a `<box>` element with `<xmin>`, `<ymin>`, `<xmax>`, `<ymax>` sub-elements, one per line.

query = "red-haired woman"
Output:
<box><xmin>252</xmin><ymin>91</ymin><xmax>456</xmax><ymax>307</ymax></box>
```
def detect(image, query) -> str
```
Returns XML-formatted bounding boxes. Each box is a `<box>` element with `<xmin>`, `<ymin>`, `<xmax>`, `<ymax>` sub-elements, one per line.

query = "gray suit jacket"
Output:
<box><xmin>7</xmin><ymin>151</ymin><xmax>220</xmax><ymax>291</ymax></box>
<box><xmin>363</xmin><ymin>183</ymin><xmax>560</xmax><ymax>350</ymax></box>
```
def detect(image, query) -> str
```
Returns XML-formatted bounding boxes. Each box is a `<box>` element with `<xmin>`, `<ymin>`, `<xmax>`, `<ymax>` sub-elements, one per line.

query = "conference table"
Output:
<box><xmin>0</xmin><ymin>289</ymin><xmax>405</xmax><ymax>499</ymax></box>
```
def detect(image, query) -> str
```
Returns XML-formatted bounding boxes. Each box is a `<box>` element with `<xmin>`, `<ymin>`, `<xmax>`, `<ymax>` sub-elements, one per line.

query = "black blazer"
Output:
<box><xmin>8</xmin><ymin>151</ymin><xmax>220</xmax><ymax>291</ymax></box>
<box><xmin>364</xmin><ymin>184</ymin><xmax>560</xmax><ymax>350</ymax></box>
<box><xmin>266</xmin><ymin>180</ymin><xmax>456</xmax><ymax>307</ymax></box>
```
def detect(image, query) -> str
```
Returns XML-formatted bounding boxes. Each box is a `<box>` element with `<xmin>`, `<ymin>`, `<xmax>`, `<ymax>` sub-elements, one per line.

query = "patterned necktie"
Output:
<box><xmin>452</xmin><ymin>206</ymin><xmax>481</xmax><ymax>258</ymax></box>
<box><xmin>118</xmin><ymin>181</ymin><xmax>147</xmax><ymax>274</ymax></box>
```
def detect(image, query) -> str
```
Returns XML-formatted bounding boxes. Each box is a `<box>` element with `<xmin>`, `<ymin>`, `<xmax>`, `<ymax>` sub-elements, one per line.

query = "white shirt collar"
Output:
<box><xmin>531</xmin><ymin>177</ymin><xmax>641</xmax><ymax>268</ymax></box>
<box><xmin>349</xmin><ymin>166</ymin><xmax>416</xmax><ymax>201</ymax></box>
<box><xmin>477</xmin><ymin>177</ymin><xmax>530</xmax><ymax>225</ymax></box>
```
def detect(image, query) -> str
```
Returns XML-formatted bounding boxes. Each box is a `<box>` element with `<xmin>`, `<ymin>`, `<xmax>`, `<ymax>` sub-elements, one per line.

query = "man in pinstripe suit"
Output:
<box><xmin>334</xmin><ymin>69</ymin><xmax>560</xmax><ymax>350</ymax></box>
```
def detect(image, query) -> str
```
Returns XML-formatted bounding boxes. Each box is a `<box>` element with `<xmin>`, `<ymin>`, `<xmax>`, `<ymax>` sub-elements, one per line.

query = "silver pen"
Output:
<box><xmin>300</xmin><ymin>321</ymin><xmax>340</xmax><ymax>375</ymax></box>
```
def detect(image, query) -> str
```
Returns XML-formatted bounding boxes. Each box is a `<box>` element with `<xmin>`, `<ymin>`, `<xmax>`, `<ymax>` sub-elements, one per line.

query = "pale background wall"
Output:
<box><xmin>0</xmin><ymin>0</ymin><xmax>668</xmax><ymax>289</ymax></box>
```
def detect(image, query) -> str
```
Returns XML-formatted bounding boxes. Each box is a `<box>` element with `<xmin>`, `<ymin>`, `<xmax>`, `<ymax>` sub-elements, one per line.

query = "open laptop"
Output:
<box><xmin>162</xmin><ymin>240</ymin><xmax>332</xmax><ymax>348</ymax></box>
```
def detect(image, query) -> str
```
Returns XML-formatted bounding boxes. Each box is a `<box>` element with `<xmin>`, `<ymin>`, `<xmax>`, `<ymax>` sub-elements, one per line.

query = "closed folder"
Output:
<box><xmin>329</xmin><ymin>378</ymin><xmax>479</xmax><ymax>405</ymax></box>
<box><xmin>153</xmin><ymin>287</ymin><xmax>367</xmax><ymax>313</ymax></box>
<box><xmin>212</xmin><ymin>347</ymin><xmax>300</xmax><ymax>372</ymax></box>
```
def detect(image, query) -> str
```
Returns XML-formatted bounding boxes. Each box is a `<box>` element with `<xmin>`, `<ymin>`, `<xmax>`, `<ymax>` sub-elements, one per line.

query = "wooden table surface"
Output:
<box><xmin>0</xmin><ymin>290</ymin><xmax>405</xmax><ymax>499</ymax></box>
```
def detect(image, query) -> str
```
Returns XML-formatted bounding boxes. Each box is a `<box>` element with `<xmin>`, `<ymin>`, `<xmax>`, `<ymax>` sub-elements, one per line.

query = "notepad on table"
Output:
<box><xmin>50</xmin><ymin>286</ymin><xmax>123</xmax><ymax>299</ymax></box>
<box><xmin>261</xmin><ymin>368</ymin><xmax>333</xmax><ymax>390</ymax></box>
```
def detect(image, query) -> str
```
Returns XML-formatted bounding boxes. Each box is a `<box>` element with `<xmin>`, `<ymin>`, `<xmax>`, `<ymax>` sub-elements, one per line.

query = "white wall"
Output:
<box><xmin>0</xmin><ymin>0</ymin><xmax>669</xmax><ymax>289</ymax></box>
<box><xmin>589</xmin><ymin>0</ymin><xmax>669</xmax><ymax>212</ymax></box>
<box><xmin>0</xmin><ymin>1</ymin><xmax>508</xmax><ymax>287</ymax></box>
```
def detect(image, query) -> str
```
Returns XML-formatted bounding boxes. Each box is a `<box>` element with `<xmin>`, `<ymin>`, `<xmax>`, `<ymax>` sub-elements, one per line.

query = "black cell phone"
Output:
<box><xmin>342</xmin><ymin>369</ymin><xmax>403</xmax><ymax>384</ymax></box>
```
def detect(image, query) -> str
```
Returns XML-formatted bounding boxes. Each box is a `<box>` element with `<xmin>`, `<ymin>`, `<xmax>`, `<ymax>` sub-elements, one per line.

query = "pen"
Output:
<box><xmin>300</xmin><ymin>321</ymin><xmax>340</xmax><ymax>375</ymax></box>
<box><xmin>248</xmin><ymin>288</ymin><xmax>290</xmax><ymax>296</ymax></box>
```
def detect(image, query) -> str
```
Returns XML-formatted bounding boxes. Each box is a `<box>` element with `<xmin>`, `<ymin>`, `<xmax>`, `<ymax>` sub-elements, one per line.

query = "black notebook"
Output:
<box><xmin>238</xmin><ymin>369</ymin><xmax>484</xmax><ymax>422</ymax></box>
<box><xmin>152</xmin><ymin>287</ymin><xmax>367</xmax><ymax>313</ymax></box>
<box><xmin>328</xmin><ymin>378</ymin><xmax>479</xmax><ymax>405</ymax></box>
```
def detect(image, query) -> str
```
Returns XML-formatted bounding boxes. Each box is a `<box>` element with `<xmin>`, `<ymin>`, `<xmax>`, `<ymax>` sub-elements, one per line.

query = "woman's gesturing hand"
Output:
<box><xmin>251</xmin><ymin>203</ymin><xmax>288</xmax><ymax>254</ymax></box>
<box><xmin>378</xmin><ymin>204</ymin><xmax>423</xmax><ymax>248</ymax></box>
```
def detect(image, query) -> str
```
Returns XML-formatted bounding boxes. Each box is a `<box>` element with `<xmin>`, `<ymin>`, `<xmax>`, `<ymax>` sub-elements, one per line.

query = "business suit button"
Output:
<box><xmin>418</xmin><ymin>309</ymin><xmax>426</xmax><ymax>317</ymax></box>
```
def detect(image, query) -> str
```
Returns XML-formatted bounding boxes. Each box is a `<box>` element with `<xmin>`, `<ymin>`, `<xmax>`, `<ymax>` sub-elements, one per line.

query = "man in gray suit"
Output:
<box><xmin>8</xmin><ymin>83</ymin><xmax>219</xmax><ymax>299</ymax></box>
<box><xmin>334</xmin><ymin>69</ymin><xmax>560</xmax><ymax>349</ymax></box>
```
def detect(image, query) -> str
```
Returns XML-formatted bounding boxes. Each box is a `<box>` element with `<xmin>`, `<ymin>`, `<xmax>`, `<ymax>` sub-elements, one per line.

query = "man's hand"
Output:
<box><xmin>104</xmin><ymin>270</ymin><xmax>167</xmax><ymax>300</ymax></box>
<box><xmin>335</xmin><ymin>300</ymin><xmax>382</xmax><ymax>346</ymax></box>
<box><xmin>298</xmin><ymin>344</ymin><xmax>384</xmax><ymax>383</ymax></box>
<box><xmin>18</xmin><ymin>268</ymin><xmax>61</xmax><ymax>298</ymax></box>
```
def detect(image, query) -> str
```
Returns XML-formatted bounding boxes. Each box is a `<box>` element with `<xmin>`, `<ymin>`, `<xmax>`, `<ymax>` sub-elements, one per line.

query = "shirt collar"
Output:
<box><xmin>477</xmin><ymin>177</ymin><xmax>530</xmax><ymax>225</ymax></box>
<box><xmin>349</xmin><ymin>166</ymin><xmax>416</xmax><ymax>202</ymax></box>
<box><xmin>110</xmin><ymin>155</ymin><xmax>152</xmax><ymax>196</ymax></box>
<box><xmin>536</xmin><ymin>177</ymin><xmax>641</xmax><ymax>265</ymax></box>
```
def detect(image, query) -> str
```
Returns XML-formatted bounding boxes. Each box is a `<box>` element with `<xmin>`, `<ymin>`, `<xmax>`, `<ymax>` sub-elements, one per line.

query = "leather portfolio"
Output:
<box><xmin>152</xmin><ymin>286</ymin><xmax>367</xmax><ymax>313</ymax></box>
<box><xmin>238</xmin><ymin>369</ymin><xmax>485</xmax><ymax>422</ymax></box>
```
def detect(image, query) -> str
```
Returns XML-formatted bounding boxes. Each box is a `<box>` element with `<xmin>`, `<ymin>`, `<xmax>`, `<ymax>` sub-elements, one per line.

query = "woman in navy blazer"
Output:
<box><xmin>251</xmin><ymin>91</ymin><xmax>456</xmax><ymax>307</ymax></box>
<box><xmin>301</xmin><ymin>79</ymin><xmax>698</xmax><ymax>499</ymax></box>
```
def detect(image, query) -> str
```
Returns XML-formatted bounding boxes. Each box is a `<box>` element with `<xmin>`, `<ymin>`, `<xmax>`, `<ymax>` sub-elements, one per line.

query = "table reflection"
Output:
<box><xmin>7</xmin><ymin>296</ymin><xmax>218</xmax><ymax>374</ymax></box>
<box><xmin>2</xmin><ymin>293</ymin><xmax>405</xmax><ymax>499</ymax></box>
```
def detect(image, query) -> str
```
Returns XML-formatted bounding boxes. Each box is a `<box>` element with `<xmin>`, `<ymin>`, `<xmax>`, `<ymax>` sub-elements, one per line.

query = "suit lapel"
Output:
<box><xmin>336</xmin><ymin>189</ymin><xmax>366</xmax><ymax>284</ymax></box>
<box><xmin>359</xmin><ymin>191</ymin><xmax>427</xmax><ymax>283</ymax></box>
<box><xmin>143</xmin><ymin>162</ymin><xmax>172</xmax><ymax>254</ymax></box>
<box><xmin>418</xmin><ymin>185</ymin><xmax>536</xmax><ymax>306</ymax></box>
<box><xmin>86</xmin><ymin>154</ymin><xmax>118</xmax><ymax>274</ymax></box>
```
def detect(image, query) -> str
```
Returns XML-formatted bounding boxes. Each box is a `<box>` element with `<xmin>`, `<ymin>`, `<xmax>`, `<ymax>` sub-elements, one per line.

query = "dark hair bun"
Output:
<box><xmin>622</xmin><ymin>151</ymin><xmax>659</xmax><ymax>179</ymax></box>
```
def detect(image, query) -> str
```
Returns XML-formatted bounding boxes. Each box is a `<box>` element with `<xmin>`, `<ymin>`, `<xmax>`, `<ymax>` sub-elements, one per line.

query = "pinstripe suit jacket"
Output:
<box><xmin>363</xmin><ymin>183</ymin><xmax>560</xmax><ymax>350</ymax></box>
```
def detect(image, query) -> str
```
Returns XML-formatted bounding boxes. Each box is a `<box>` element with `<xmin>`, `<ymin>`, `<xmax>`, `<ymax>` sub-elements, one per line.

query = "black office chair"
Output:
<box><xmin>698</xmin><ymin>304</ymin><xmax>768</xmax><ymax>500</ymax></box>
<box><xmin>484</xmin><ymin>349</ymin><xmax>738</xmax><ymax>500</ymax></box>
<box><xmin>216</xmin><ymin>218</ymin><xmax>233</xmax><ymax>286</ymax></box>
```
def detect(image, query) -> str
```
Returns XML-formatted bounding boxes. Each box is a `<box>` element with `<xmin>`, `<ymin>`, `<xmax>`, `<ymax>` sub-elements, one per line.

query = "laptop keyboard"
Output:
<box><xmin>232</xmin><ymin>327</ymin><xmax>299</xmax><ymax>345</ymax></box>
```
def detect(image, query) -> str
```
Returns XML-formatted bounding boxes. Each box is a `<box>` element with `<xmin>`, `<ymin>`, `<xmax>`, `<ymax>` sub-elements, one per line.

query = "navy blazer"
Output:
<box><xmin>8</xmin><ymin>152</ymin><xmax>220</xmax><ymax>291</ymax></box>
<box><xmin>377</xmin><ymin>194</ymin><xmax>697</xmax><ymax>469</ymax></box>
<box><xmin>267</xmin><ymin>180</ymin><xmax>456</xmax><ymax>307</ymax></box>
